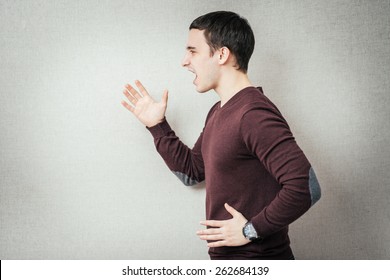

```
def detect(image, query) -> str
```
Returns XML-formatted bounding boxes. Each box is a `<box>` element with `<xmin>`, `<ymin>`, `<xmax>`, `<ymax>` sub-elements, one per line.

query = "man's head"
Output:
<box><xmin>189</xmin><ymin>11</ymin><xmax>255</xmax><ymax>73</ymax></box>
<box><xmin>182</xmin><ymin>11</ymin><xmax>255</xmax><ymax>93</ymax></box>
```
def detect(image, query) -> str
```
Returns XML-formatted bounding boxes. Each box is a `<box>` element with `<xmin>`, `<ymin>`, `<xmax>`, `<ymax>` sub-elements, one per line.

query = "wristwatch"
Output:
<box><xmin>242</xmin><ymin>221</ymin><xmax>262</xmax><ymax>241</ymax></box>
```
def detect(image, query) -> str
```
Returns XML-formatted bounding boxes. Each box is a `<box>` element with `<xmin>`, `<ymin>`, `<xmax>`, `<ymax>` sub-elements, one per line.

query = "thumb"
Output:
<box><xmin>224</xmin><ymin>203</ymin><xmax>239</xmax><ymax>217</ymax></box>
<box><xmin>161</xmin><ymin>89</ymin><xmax>168</xmax><ymax>106</ymax></box>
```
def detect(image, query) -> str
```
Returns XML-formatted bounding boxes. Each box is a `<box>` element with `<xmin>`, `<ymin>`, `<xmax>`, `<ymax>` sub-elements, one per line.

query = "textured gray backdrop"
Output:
<box><xmin>1</xmin><ymin>0</ymin><xmax>389</xmax><ymax>259</ymax></box>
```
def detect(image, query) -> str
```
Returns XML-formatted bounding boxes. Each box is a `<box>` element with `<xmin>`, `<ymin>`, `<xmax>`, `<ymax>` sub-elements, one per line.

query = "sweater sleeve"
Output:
<box><xmin>240</xmin><ymin>103</ymin><xmax>321</xmax><ymax>238</ymax></box>
<box><xmin>147</xmin><ymin>119</ymin><xmax>205</xmax><ymax>186</ymax></box>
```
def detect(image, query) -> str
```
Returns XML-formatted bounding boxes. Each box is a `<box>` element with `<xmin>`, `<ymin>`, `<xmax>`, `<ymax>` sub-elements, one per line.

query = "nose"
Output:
<box><xmin>181</xmin><ymin>53</ymin><xmax>190</xmax><ymax>67</ymax></box>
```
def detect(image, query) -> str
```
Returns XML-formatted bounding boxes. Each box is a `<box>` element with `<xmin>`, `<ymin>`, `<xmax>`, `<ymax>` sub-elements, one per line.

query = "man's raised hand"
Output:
<box><xmin>121</xmin><ymin>80</ymin><xmax>168</xmax><ymax>127</ymax></box>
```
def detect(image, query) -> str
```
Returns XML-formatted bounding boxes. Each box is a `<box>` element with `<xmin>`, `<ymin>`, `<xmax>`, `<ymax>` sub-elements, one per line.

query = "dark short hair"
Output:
<box><xmin>189</xmin><ymin>11</ymin><xmax>255</xmax><ymax>73</ymax></box>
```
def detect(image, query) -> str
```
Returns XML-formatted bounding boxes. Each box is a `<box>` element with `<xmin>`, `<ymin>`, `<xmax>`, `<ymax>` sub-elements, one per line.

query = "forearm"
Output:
<box><xmin>251</xmin><ymin>147</ymin><xmax>321</xmax><ymax>237</ymax></box>
<box><xmin>251</xmin><ymin>166</ymin><xmax>315</xmax><ymax>237</ymax></box>
<box><xmin>147</xmin><ymin>119</ymin><xmax>205</xmax><ymax>185</ymax></box>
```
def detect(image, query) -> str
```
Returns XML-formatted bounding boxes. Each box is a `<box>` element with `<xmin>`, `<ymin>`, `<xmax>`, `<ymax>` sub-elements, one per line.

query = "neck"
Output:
<box><xmin>214</xmin><ymin>70</ymin><xmax>253</xmax><ymax>107</ymax></box>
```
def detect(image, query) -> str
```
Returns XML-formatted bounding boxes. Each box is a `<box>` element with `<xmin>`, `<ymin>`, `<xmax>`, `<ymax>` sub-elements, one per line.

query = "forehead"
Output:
<box><xmin>186</xmin><ymin>29</ymin><xmax>209</xmax><ymax>50</ymax></box>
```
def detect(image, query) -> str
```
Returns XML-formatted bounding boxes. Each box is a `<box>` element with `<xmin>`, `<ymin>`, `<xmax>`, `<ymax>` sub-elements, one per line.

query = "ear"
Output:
<box><xmin>217</xmin><ymin>47</ymin><xmax>231</xmax><ymax>65</ymax></box>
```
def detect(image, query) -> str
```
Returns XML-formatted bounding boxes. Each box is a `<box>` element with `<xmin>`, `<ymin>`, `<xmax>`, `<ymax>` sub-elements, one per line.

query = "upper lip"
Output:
<box><xmin>188</xmin><ymin>68</ymin><xmax>196</xmax><ymax>74</ymax></box>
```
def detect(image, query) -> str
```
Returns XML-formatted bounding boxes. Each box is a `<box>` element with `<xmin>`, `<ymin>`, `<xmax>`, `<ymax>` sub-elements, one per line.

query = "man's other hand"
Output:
<box><xmin>197</xmin><ymin>203</ymin><xmax>250</xmax><ymax>248</ymax></box>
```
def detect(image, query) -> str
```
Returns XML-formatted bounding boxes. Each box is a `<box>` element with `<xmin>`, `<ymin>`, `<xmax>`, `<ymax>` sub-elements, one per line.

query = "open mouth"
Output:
<box><xmin>188</xmin><ymin>69</ymin><xmax>197</xmax><ymax>84</ymax></box>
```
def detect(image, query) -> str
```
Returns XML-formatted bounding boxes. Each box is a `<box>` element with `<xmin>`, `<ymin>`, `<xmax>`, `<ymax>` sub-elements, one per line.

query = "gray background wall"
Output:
<box><xmin>1</xmin><ymin>0</ymin><xmax>389</xmax><ymax>259</ymax></box>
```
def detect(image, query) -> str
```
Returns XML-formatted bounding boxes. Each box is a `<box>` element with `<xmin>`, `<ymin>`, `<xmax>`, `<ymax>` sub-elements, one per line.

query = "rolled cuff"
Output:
<box><xmin>146</xmin><ymin>118</ymin><xmax>172</xmax><ymax>139</ymax></box>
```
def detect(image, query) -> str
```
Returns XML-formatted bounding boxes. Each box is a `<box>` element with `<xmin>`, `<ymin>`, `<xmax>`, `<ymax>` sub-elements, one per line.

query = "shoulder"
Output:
<box><xmin>239</xmin><ymin>87</ymin><xmax>290</xmax><ymax>132</ymax></box>
<box><xmin>239</xmin><ymin>87</ymin><xmax>283</xmax><ymax>118</ymax></box>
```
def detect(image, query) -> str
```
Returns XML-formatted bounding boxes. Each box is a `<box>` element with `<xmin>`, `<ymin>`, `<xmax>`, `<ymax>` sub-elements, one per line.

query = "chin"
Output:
<box><xmin>196</xmin><ymin>88</ymin><xmax>209</xmax><ymax>93</ymax></box>
<box><xmin>195</xmin><ymin>84</ymin><xmax>212</xmax><ymax>93</ymax></box>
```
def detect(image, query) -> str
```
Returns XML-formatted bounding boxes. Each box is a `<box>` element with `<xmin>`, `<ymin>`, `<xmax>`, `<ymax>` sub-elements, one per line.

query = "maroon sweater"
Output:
<box><xmin>147</xmin><ymin>86</ymin><xmax>321</xmax><ymax>259</ymax></box>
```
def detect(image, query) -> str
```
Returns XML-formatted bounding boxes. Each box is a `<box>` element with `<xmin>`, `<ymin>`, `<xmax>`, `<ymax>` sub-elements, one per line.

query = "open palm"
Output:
<box><xmin>121</xmin><ymin>80</ymin><xmax>168</xmax><ymax>127</ymax></box>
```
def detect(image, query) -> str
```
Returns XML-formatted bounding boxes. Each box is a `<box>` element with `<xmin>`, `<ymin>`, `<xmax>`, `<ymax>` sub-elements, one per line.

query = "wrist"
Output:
<box><xmin>146</xmin><ymin>118</ymin><xmax>171</xmax><ymax>138</ymax></box>
<box><xmin>145</xmin><ymin>117</ymin><xmax>166</xmax><ymax>128</ymax></box>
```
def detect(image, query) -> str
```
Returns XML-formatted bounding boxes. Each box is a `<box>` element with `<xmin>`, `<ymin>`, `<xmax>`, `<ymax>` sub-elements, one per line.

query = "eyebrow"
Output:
<box><xmin>186</xmin><ymin>46</ymin><xmax>196</xmax><ymax>50</ymax></box>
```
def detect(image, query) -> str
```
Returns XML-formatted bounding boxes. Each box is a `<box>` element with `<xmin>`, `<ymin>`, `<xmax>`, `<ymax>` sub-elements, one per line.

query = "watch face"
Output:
<box><xmin>244</xmin><ymin>222</ymin><xmax>258</xmax><ymax>240</ymax></box>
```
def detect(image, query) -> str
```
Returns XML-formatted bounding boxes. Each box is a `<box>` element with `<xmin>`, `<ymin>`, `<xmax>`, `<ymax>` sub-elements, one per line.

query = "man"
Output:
<box><xmin>121</xmin><ymin>11</ymin><xmax>321</xmax><ymax>260</ymax></box>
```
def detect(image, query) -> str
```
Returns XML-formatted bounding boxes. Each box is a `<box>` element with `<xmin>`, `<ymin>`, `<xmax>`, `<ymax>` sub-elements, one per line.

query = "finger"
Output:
<box><xmin>200</xmin><ymin>220</ymin><xmax>225</xmax><ymax>227</ymax></box>
<box><xmin>123</xmin><ymin>88</ymin><xmax>138</xmax><ymax>105</ymax></box>
<box><xmin>196</xmin><ymin>228</ymin><xmax>221</xmax><ymax>235</ymax></box>
<box><xmin>135</xmin><ymin>80</ymin><xmax>149</xmax><ymax>97</ymax></box>
<box><xmin>224</xmin><ymin>203</ymin><xmax>239</xmax><ymax>218</ymax></box>
<box><xmin>207</xmin><ymin>240</ymin><xmax>226</xmax><ymax>248</ymax></box>
<box><xmin>121</xmin><ymin>100</ymin><xmax>134</xmax><ymax>113</ymax></box>
<box><xmin>161</xmin><ymin>89</ymin><xmax>168</xmax><ymax>106</ymax></box>
<box><xmin>198</xmin><ymin>234</ymin><xmax>224</xmax><ymax>241</ymax></box>
<box><xmin>125</xmin><ymin>84</ymin><xmax>142</xmax><ymax>100</ymax></box>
